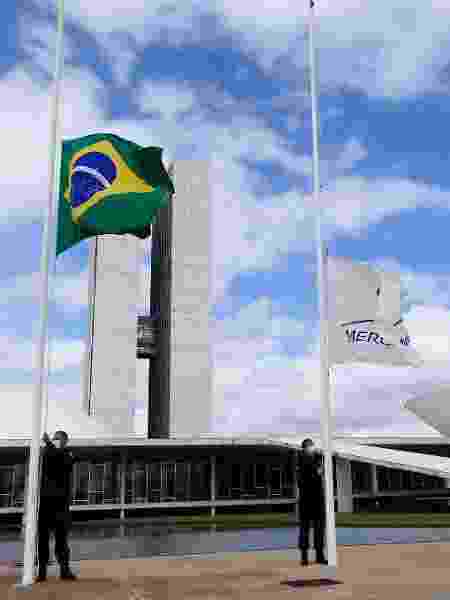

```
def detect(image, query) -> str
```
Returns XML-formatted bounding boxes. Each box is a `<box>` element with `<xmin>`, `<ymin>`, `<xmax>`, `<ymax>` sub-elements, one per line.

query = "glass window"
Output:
<box><xmin>131</xmin><ymin>461</ymin><xmax>147</xmax><ymax>504</ymax></box>
<box><xmin>175</xmin><ymin>461</ymin><xmax>188</xmax><ymax>501</ymax></box>
<box><xmin>89</xmin><ymin>463</ymin><xmax>105</xmax><ymax>504</ymax></box>
<box><xmin>0</xmin><ymin>466</ymin><xmax>14</xmax><ymax>508</ymax></box>
<box><xmin>14</xmin><ymin>463</ymin><xmax>26</xmax><ymax>507</ymax></box>
<box><xmin>254</xmin><ymin>464</ymin><xmax>266</xmax><ymax>488</ymax></box>
<box><xmin>102</xmin><ymin>462</ymin><xmax>115</xmax><ymax>503</ymax></box>
<box><xmin>191</xmin><ymin>461</ymin><xmax>209</xmax><ymax>501</ymax></box>
<box><xmin>351</xmin><ymin>461</ymin><xmax>372</xmax><ymax>494</ymax></box>
<box><xmin>73</xmin><ymin>461</ymin><xmax>89</xmax><ymax>504</ymax></box>
<box><xmin>270</xmin><ymin>466</ymin><xmax>282</xmax><ymax>496</ymax></box>
<box><xmin>402</xmin><ymin>470</ymin><xmax>414</xmax><ymax>491</ymax></box>
<box><xmin>284</xmin><ymin>460</ymin><xmax>294</xmax><ymax>486</ymax></box>
<box><xmin>242</xmin><ymin>464</ymin><xmax>254</xmax><ymax>495</ymax></box>
<box><xmin>216</xmin><ymin>461</ymin><xmax>231</xmax><ymax>499</ymax></box>
<box><xmin>161</xmin><ymin>462</ymin><xmax>176</xmax><ymax>500</ymax></box>
<box><xmin>149</xmin><ymin>462</ymin><xmax>162</xmax><ymax>502</ymax></box>
<box><xmin>378</xmin><ymin>467</ymin><xmax>403</xmax><ymax>492</ymax></box>
<box><xmin>231</xmin><ymin>464</ymin><xmax>241</xmax><ymax>491</ymax></box>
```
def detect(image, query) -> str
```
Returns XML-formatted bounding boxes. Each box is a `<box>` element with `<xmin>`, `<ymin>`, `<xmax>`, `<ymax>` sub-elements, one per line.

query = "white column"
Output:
<box><xmin>293</xmin><ymin>451</ymin><xmax>299</xmax><ymax>520</ymax></box>
<box><xmin>336</xmin><ymin>457</ymin><xmax>353</xmax><ymax>513</ymax></box>
<box><xmin>169</xmin><ymin>161</ymin><xmax>212</xmax><ymax>436</ymax></box>
<box><xmin>210</xmin><ymin>455</ymin><xmax>216</xmax><ymax>517</ymax></box>
<box><xmin>22</xmin><ymin>460</ymin><xmax>29</xmax><ymax>530</ymax></box>
<box><xmin>120</xmin><ymin>451</ymin><xmax>127</xmax><ymax>520</ymax></box>
<box><xmin>371</xmin><ymin>464</ymin><xmax>379</xmax><ymax>496</ymax></box>
<box><xmin>84</xmin><ymin>234</ymin><xmax>141</xmax><ymax>435</ymax></box>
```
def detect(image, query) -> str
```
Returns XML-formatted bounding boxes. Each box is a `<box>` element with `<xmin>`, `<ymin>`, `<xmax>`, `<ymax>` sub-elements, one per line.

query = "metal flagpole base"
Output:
<box><xmin>320</xmin><ymin>564</ymin><xmax>338</xmax><ymax>580</ymax></box>
<box><xmin>14</xmin><ymin>570</ymin><xmax>35</xmax><ymax>591</ymax></box>
<box><xmin>13</xmin><ymin>561</ymin><xmax>35</xmax><ymax>590</ymax></box>
<box><xmin>14</xmin><ymin>583</ymin><xmax>34</xmax><ymax>592</ymax></box>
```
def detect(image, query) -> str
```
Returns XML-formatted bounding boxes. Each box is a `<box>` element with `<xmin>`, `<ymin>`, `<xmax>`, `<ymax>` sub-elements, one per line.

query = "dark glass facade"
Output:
<box><xmin>351</xmin><ymin>461</ymin><xmax>373</xmax><ymax>494</ymax></box>
<box><xmin>215</xmin><ymin>458</ymin><xmax>294</xmax><ymax>500</ymax></box>
<box><xmin>0</xmin><ymin>448</ymin><xmax>296</xmax><ymax>511</ymax></box>
<box><xmin>0</xmin><ymin>464</ymin><xmax>25</xmax><ymax>508</ymax></box>
<box><xmin>0</xmin><ymin>444</ymin><xmax>449</xmax><ymax>515</ymax></box>
<box><xmin>376</xmin><ymin>466</ymin><xmax>444</xmax><ymax>492</ymax></box>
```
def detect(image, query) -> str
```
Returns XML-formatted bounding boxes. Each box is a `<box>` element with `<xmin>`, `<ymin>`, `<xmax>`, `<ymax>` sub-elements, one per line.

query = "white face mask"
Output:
<box><xmin>53</xmin><ymin>438</ymin><xmax>63</xmax><ymax>449</ymax></box>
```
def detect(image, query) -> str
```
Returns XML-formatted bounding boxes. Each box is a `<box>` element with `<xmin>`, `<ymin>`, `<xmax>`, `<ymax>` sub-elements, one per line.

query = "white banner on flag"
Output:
<box><xmin>327</xmin><ymin>257</ymin><xmax>422</xmax><ymax>368</ymax></box>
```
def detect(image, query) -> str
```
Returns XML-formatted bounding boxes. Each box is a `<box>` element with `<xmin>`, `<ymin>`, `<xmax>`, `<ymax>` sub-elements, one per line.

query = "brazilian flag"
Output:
<box><xmin>56</xmin><ymin>133</ymin><xmax>174</xmax><ymax>255</ymax></box>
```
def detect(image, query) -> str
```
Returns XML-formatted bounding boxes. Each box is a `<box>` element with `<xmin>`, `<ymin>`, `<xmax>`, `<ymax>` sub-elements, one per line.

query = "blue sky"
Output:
<box><xmin>3</xmin><ymin>0</ymin><xmax>450</xmax><ymax>437</ymax></box>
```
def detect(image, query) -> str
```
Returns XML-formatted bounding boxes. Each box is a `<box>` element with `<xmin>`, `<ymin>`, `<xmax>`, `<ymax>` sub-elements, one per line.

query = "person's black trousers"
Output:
<box><xmin>38</xmin><ymin>502</ymin><xmax>71</xmax><ymax>569</ymax></box>
<box><xmin>298</xmin><ymin>509</ymin><xmax>325</xmax><ymax>557</ymax></box>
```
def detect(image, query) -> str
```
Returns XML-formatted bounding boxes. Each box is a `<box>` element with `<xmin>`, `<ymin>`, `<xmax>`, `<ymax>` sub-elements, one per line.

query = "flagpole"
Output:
<box><xmin>308</xmin><ymin>0</ymin><xmax>338</xmax><ymax>570</ymax></box>
<box><xmin>20</xmin><ymin>0</ymin><xmax>65</xmax><ymax>587</ymax></box>
<box><xmin>83</xmin><ymin>237</ymin><xmax>98</xmax><ymax>416</ymax></box>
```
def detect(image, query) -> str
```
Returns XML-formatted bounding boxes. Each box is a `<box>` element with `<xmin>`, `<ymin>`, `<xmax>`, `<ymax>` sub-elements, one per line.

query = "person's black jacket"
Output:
<box><xmin>297</xmin><ymin>451</ymin><xmax>325</xmax><ymax>515</ymax></box>
<box><xmin>40</xmin><ymin>439</ymin><xmax>76</xmax><ymax>509</ymax></box>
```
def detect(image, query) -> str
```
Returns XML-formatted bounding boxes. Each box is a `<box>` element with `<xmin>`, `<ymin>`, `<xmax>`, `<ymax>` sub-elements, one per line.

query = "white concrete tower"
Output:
<box><xmin>83</xmin><ymin>234</ymin><xmax>141</xmax><ymax>435</ymax></box>
<box><xmin>148</xmin><ymin>160</ymin><xmax>212</xmax><ymax>437</ymax></box>
<box><xmin>83</xmin><ymin>161</ymin><xmax>212</xmax><ymax>438</ymax></box>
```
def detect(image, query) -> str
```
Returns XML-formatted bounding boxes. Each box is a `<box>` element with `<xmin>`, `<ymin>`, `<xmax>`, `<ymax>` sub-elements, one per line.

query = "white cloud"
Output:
<box><xmin>45</xmin><ymin>0</ymin><xmax>199</xmax><ymax>41</ymax></box>
<box><xmin>0</xmin><ymin>381</ymin><xmax>132</xmax><ymax>439</ymax></box>
<box><xmin>218</xmin><ymin>1</ymin><xmax>450</xmax><ymax>98</ymax></box>
<box><xmin>48</xmin><ymin>338</ymin><xmax>86</xmax><ymax>371</ymax></box>
<box><xmin>405</xmin><ymin>305</ymin><xmax>450</xmax><ymax>365</ymax></box>
<box><xmin>0</xmin><ymin>66</ymin><xmax>105</xmax><ymax>221</ymax></box>
<box><xmin>4</xmin><ymin>55</ymin><xmax>448</xmax><ymax>310</ymax></box>
<box><xmin>213</xmin><ymin>331</ymin><xmax>450</xmax><ymax>436</ymax></box>
<box><xmin>138</xmin><ymin>81</ymin><xmax>196</xmax><ymax>120</ymax></box>
<box><xmin>213</xmin><ymin>280</ymin><xmax>450</xmax><ymax>436</ymax></box>
<box><xmin>53</xmin><ymin>268</ymin><xmax>89</xmax><ymax>312</ymax></box>
<box><xmin>98</xmin><ymin>34</ymin><xmax>139</xmax><ymax>88</ymax></box>
<box><xmin>19</xmin><ymin>17</ymin><xmax>76</xmax><ymax>76</ymax></box>
<box><xmin>32</xmin><ymin>0</ymin><xmax>450</xmax><ymax>98</ymax></box>
<box><xmin>333</xmin><ymin>138</ymin><xmax>368</xmax><ymax>175</ymax></box>
<box><xmin>0</xmin><ymin>335</ymin><xmax>84</xmax><ymax>373</ymax></box>
<box><xmin>402</xmin><ymin>271</ymin><xmax>450</xmax><ymax>309</ymax></box>
<box><xmin>0</xmin><ymin>267</ymin><xmax>89</xmax><ymax>315</ymax></box>
<box><xmin>220</xmin><ymin>296</ymin><xmax>305</xmax><ymax>340</ymax></box>
<box><xmin>211</xmin><ymin>168</ymin><xmax>450</xmax><ymax>304</ymax></box>
<box><xmin>5</xmin><ymin>17</ymin><xmax>450</xmax><ymax>440</ymax></box>
<box><xmin>321</xmin><ymin>176</ymin><xmax>450</xmax><ymax>237</ymax></box>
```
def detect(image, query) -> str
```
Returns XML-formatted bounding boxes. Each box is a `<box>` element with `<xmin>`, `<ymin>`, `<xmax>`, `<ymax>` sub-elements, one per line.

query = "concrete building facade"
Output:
<box><xmin>84</xmin><ymin>161</ymin><xmax>212</xmax><ymax>439</ymax></box>
<box><xmin>2</xmin><ymin>435</ymin><xmax>450</xmax><ymax>523</ymax></box>
<box><xmin>148</xmin><ymin>161</ymin><xmax>211</xmax><ymax>438</ymax></box>
<box><xmin>83</xmin><ymin>235</ymin><xmax>141</xmax><ymax>435</ymax></box>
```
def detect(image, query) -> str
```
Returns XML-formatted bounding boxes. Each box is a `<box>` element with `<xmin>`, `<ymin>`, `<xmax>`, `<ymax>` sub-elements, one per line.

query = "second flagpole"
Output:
<box><xmin>308</xmin><ymin>0</ymin><xmax>338</xmax><ymax>569</ymax></box>
<box><xmin>19</xmin><ymin>0</ymin><xmax>65</xmax><ymax>587</ymax></box>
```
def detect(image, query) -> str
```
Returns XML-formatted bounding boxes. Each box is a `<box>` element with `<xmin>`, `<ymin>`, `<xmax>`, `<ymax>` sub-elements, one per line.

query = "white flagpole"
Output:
<box><xmin>308</xmin><ymin>0</ymin><xmax>338</xmax><ymax>569</ymax></box>
<box><xmin>20</xmin><ymin>0</ymin><xmax>65</xmax><ymax>587</ymax></box>
<box><xmin>83</xmin><ymin>237</ymin><xmax>98</xmax><ymax>416</ymax></box>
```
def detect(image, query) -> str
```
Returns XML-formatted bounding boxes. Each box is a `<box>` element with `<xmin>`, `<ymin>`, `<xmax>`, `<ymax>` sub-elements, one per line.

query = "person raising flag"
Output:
<box><xmin>36</xmin><ymin>431</ymin><xmax>77</xmax><ymax>583</ymax></box>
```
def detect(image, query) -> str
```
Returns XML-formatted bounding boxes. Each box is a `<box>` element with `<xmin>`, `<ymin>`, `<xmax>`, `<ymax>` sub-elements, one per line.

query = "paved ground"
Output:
<box><xmin>2</xmin><ymin>543</ymin><xmax>450</xmax><ymax>599</ymax></box>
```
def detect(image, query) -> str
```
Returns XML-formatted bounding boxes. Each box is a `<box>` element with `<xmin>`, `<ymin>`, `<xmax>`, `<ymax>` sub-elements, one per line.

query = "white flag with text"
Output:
<box><xmin>327</xmin><ymin>257</ymin><xmax>422</xmax><ymax>367</ymax></box>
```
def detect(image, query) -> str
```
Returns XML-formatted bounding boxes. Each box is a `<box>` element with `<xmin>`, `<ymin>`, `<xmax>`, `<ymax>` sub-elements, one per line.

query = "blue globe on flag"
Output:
<box><xmin>70</xmin><ymin>152</ymin><xmax>117</xmax><ymax>209</ymax></box>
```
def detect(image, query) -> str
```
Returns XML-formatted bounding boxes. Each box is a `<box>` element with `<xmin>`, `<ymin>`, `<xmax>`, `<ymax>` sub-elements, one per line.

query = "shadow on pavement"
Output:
<box><xmin>281</xmin><ymin>577</ymin><xmax>343</xmax><ymax>588</ymax></box>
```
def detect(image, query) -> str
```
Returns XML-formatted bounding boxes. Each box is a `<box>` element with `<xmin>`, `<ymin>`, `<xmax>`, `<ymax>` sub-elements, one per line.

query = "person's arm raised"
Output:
<box><xmin>42</xmin><ymin>432</ymin><xmax>54</xmax><ymax>448</ymax></box>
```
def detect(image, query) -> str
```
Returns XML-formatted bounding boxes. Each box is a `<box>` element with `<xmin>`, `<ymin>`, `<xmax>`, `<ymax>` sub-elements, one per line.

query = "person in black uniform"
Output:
<box><xmin>297</xmin><ymin>438</ymin><xmax>327</xmax><ymax>566</ymax></box>
<box><xmin>36</xmin><ymin>430</ymin><xmax>77</xmax><ymax>582</ymax></box>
